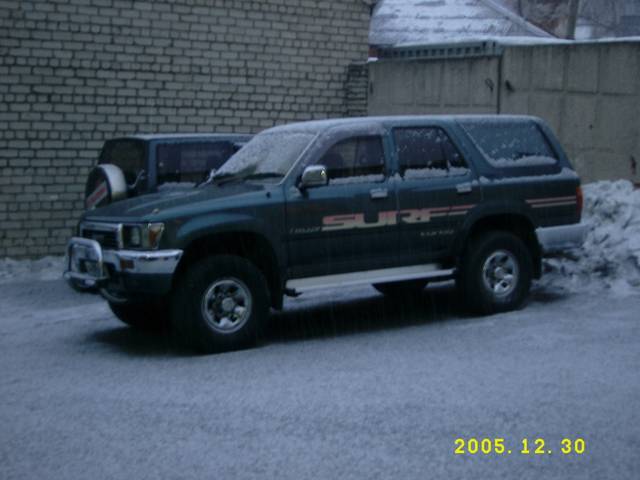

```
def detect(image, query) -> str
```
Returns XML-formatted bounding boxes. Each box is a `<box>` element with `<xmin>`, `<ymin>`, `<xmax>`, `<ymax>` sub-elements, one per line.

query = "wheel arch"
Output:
<box><xmin>173</xmin><ymin>230</ymin><xmax>284</xmax><ymax>309</ymax></box>
<box><xmin>455</xmin><ymin>213</ymin><xmax>542</xmax><ymax>279</ymax></box>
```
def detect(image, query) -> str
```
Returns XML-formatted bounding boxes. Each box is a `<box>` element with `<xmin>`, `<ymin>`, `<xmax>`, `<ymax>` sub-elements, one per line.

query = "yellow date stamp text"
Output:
<box><xmin>454</xmin><ymin>438</ymin><xmax>586</xmax><ymax>456</ymax></box>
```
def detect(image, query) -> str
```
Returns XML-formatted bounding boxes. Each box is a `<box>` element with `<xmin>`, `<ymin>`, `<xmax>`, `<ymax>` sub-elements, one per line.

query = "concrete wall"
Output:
<box><xmin>500</xmin><ymin>43</ymin><xmax>640</xmax><ymax>182</ymax></box>
<box><xmin>368</xmin><ymin>41</ymin><xmax>640</xmax><ymax>184</ymax></box>
<box><xmin>368</xmin><ymin>56</ymin><xmax>499</xmax><ymax>115</ymax></box>
<box><xmin>0</xmin><ymin>0</ymin><xmax>371</xmax><ymax>258</ymax></box>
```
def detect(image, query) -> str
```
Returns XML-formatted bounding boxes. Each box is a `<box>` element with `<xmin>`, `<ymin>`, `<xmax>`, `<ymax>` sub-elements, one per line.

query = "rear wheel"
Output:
<box><xmin>171</xmin><ymin>255</ymin><xmax>270</xmax><ymax>353</ymax></box>
<box><xmin>373</xmin><ymin>280</ymin><xmax>427</xmax><ymax>298</ymax></box>
<box><xmin>458</xmin><ymin>231</ymin><xmax>532</xmax><ymax>314</ymax></box>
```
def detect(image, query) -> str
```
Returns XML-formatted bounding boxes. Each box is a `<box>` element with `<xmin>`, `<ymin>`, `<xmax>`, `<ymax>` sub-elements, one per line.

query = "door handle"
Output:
<box><xmin>370</xmin><ymin>188</ymin><xmax>388</xmax><ymax>200</ymax></box>
<box><xmin>456</xmin><ymin>182</ymin><xmax>472</xmax><ymax>195</ymax></box>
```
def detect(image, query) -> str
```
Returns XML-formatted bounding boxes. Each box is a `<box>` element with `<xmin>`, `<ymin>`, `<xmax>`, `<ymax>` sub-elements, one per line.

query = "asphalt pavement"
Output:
<box><xmin>1</xmin><ymin>277</ymin><xmax>639</xmax><ymax>479</ymax></box>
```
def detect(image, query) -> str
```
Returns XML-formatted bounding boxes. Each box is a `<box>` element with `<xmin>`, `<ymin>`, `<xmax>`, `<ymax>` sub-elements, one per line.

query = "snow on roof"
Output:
<box><xmin>265</xmin><ymin>114</ymin><xmax>540</xmax><ymax>135</ymax></box>
<box><xmin>126</xmin><ymin>133</ymin><xmax>252</xmax><ymax>141</ymax></box>
<box><xmin>370</xmin><ymin>0</ymin><xmax>552</xmax><ymax>47</ymax></box>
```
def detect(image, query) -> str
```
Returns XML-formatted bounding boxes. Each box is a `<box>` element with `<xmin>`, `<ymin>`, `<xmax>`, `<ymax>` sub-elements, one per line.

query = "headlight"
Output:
<box><xmin>127</xmin><ymin>226</ymin><xmax>142</xmax><ymax>247</ymax></box>
<box><xmin>122</xmin><ymin>223</ymin><xmax>165</xmax><ymax>250</ymax></box>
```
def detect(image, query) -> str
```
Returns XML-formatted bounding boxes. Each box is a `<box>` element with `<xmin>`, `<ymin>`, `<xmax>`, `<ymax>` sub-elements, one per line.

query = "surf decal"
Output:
<box><xmin>321</xmin><ymin>205</ymin><xmax>476</xmax><ymax>232</ymax></box>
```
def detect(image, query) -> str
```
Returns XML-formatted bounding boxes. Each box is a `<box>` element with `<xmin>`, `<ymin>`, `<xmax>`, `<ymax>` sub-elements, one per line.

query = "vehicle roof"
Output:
<box><xmin>111</xmin><ymin>133</ymin><xmax>253</xmax><ymax>141</ymax></box>
<box><xmin>264</xmin><ymin>115</ymin><xmax>543</xmax><ymax>135</ymax></box>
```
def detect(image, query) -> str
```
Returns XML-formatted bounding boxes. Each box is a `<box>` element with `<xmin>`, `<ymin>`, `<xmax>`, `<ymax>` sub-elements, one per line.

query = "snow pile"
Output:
<box><xmin>543</xmin><ymin>180</ymin><xmax>640</xmax><ymax>295</ymax></box>
<box><xmin>0</xmin><ymin>256</ymin><xmax>63</xmax><ymax>285</ymax></box>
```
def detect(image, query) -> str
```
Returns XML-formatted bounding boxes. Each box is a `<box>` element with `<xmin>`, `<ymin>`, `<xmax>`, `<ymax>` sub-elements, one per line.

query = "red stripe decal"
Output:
<box><xmin>527</xmin><ymin>196</ymin><xmax>576</xmax><ymax>204</ymax></box>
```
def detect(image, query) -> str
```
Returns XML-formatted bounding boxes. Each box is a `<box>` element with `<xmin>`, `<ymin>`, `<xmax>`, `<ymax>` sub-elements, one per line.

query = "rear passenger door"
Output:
<box><xmin>393</xmin><ymin>127</ymin><xmax>481</xmax><ymax>263</ymax></box>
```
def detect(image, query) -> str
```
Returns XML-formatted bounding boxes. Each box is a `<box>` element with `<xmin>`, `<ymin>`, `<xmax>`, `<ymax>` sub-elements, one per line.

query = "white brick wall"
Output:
<box><xmin>0</xmin><ymin>0</ymin><xmax>370</xmax><ymax>257</ymax></box>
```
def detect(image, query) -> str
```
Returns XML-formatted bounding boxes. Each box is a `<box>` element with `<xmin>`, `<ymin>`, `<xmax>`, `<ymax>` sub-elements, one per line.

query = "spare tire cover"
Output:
<box><xmin>84</xmin><ymin>164</ymin><xmax>128</xmax><ymax>210</ymax></box>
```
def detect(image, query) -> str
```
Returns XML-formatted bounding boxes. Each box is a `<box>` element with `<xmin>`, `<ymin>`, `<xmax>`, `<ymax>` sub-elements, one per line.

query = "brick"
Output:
<box><xmin>0</xmin><ymin>0</ymin><xmax>370</xmax><ymax>258</ymax></box>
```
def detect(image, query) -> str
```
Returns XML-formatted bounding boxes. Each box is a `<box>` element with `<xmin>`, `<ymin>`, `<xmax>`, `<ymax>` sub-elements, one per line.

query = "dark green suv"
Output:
<box><xmin>64</xmin><ymin>115</ymin><xmax>586</xmax><ymax>353</ymax></box>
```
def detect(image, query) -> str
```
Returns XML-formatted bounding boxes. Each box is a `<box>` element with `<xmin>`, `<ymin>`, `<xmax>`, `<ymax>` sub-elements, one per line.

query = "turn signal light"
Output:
<box><xmin>576</xmin><ymin>186</ymin><xmax>584</xmax><ymax>218</ymax></box>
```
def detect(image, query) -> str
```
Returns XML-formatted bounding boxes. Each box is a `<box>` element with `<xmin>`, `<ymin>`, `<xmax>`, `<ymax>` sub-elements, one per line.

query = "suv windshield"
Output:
<box><xmin>215</xmin><ymin>131</ymin><xmax>315</xmax><ymax>181</ymax></box>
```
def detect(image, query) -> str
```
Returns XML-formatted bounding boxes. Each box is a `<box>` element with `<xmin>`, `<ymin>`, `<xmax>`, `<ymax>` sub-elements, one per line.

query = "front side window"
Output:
<box><xmin>318</xmin><ymin>136</ymin><xmax>386</xmax><ymax>183</ymax></box>
<box><xmin>394</xmin><ymin>127</ymin><xmax>468</xmax><ymax>179</ymax></box>
<box><xmin>156</xmin><ymin>141</ymin><xmax>235</xmax><ymax>185</ymax></box>
<box><xmin>460</xmin><ymin>120</ymin><xmax>558</xmax><ymax>167</ymax></box>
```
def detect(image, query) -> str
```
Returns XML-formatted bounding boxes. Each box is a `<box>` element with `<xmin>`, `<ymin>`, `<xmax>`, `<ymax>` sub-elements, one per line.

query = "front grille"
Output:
<box><xmin>82</xmin><ymin>226</ymin><xmax>120</xmax><ymax>249</ymax></box>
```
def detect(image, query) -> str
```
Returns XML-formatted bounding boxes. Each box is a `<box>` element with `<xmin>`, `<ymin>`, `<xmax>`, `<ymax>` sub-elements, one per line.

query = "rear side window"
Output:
<box><xmin>157</xmin><ymin>141</ymin><xmax>236</xmax><ymax>185</ymax></box>
<box><xmin>393</xmin><ymin>127</ymin><xmax>469</xmax><ymax>179</ymax></box>
<box><xmin>318</xmin><ymin>136</ymin><xmax>386</xmax><ymax>183</ymax></box>
<box><xmin>99</xmin><ymin>139</ymin><xmax>145</xmax><ymax>184</ymax></box>
<box><xmin>461</xmin><ymin>120</ymin><xmax>558</xmax><ymax>167</ymax></box>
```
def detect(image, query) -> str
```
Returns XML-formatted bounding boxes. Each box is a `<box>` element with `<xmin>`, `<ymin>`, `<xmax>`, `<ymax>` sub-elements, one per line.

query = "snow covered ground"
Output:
<box><xmin>543</xmin><ymin>180</ymin><xmax>640</xmax><ymax>296</ymax></box>
<box><xmin>1</xmin><ymin>181</ymin><xmax>639</xmax><ymax>479</ymax></box>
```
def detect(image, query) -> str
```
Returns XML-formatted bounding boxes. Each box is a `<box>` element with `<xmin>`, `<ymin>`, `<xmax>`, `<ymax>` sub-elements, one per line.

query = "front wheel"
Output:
<box><xmin>458</xmin><ymin>231</ymin><xmax>533</xmax><ymax>314</ymax></box>
<box><xmin>171</xmin><ymin>255</ymin><xmax>270</xmax><ymax>353</ymax></box>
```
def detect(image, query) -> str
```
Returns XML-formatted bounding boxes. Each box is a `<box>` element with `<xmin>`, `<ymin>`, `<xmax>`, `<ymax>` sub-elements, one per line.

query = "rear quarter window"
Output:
<box><xmin>460</xmin><ymin>120</ymin><xmax>558</xmax><ymax>168</ymax></box>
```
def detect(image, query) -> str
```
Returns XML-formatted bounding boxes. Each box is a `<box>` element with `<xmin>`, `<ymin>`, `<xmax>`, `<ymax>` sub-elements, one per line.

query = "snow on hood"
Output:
<box><xmin>543</xmin><ymin>180</ymin><xmax>640</xmax><ymax>296</ymax></box>
<box><xmin>82</xmin><ymin>182</ymin><xmax>266</xmax><ymax>222</ymax></box>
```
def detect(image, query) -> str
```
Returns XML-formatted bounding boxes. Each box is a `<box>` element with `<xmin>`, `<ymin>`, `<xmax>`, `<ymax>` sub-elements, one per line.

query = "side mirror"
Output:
<box><xmin>299</xmin><ymin>165</ymin><xmax>328</xmax><ymax>189</ymax></box>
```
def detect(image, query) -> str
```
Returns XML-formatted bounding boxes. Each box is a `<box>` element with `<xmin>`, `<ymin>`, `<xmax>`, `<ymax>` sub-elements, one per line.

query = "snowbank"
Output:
<box><xmin>0</xmin><ymin>256</ymin><xmax>63</xmax><ymax>285</ymax></box>
<box><xmin>543</xmin><ymin>180</ymin><xmax>640</xmax><ymax>296</ymax></box>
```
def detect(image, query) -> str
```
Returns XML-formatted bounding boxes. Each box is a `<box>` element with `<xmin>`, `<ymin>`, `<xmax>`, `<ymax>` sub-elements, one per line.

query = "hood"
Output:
<box><xmin>83</xmin><ymin>183</ymin><xmax>268</xmax><ymax>222</ymax></box>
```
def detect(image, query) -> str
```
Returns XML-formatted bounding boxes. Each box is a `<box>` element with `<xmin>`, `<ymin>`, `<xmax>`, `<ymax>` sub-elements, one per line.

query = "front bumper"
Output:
<box><xmin>536</xmin><ymin>223</ymin><xmax>588</xmax><ymax>254</ymax></box>
<box><xmin>63</xmin><ymin>237</ymin><xmax>183</xmax><ymax>294</ymax></box>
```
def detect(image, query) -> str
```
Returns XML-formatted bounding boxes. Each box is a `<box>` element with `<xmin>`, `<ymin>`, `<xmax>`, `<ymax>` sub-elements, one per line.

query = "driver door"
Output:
<box><xmin>285</xmin><ymin>134</ymin><xmax>398</xmax><ymax>279</ymax></box>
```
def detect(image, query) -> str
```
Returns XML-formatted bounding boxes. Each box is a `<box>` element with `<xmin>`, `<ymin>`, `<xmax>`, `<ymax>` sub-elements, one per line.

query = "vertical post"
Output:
<box><xmin>566</xmin><ymin>0</ymin><xmax>580</xmax><ymax>39</ymax></box>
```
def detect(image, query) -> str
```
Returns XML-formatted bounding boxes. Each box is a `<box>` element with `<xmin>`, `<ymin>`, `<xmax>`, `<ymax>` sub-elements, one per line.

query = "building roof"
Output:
<box><xmin>370</xmin><ymin>0</ymin><xmax>552</xmax><ymax>47</ymax></box>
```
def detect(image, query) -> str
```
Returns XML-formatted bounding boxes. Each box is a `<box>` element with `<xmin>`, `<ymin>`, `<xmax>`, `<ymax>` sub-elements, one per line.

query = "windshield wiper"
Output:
<box><xmin>202</xmin><ymin>171</ymin><xmax>284</xmax><ymax>186</ymax></box>
<box><xmin>198</xmin><ymin>171</ymin><xmax>246</xmax><ymax>187</ymax></box>
<box><xmin>241</xmin><ymin>172</ymin><xmax>284</xmax><ymax>181</ymax></box>
<box><xmin>213</xmin><ymin>172</ymin><xmax>249</xmax><ymax>185</ymax></box>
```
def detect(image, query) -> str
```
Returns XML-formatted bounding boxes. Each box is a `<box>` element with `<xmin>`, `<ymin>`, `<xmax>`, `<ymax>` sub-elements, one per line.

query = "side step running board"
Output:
<box><xmin>286</xmin><ymin>264</ymin><xmax>455</xmax><ymax>293</ymax></box>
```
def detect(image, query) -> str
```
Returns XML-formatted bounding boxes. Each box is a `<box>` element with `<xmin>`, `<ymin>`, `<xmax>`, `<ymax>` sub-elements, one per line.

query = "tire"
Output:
<box><xmin>458</xmin><ymin>231</ymin><xmax>533</xmax><ymax>314</ymax></box>
<box><xmin>373</xmin><ymin>280</ymin><xmax>427</xmax><ymax>298</ymax></box>
<box><xmin>108</xmin><ymin>300</ymin><xmax>170</xmax><ymax>331</ymax></box>
<box><xmin>170</xmin><ymin>255</ymin><xmax>270</xmax><ymax>354</ymax></box>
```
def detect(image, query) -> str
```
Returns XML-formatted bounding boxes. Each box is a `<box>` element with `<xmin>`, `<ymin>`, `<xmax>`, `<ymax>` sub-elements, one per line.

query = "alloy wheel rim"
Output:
<box><xmin>481</xmin><ymin>250</ymin><xmax>519</xmax><ymax>298</ymax></box>
<box><xmin>201</xmin><ymin>278</ymin><xmax>252</xmax><ymax>334</ymax></box>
